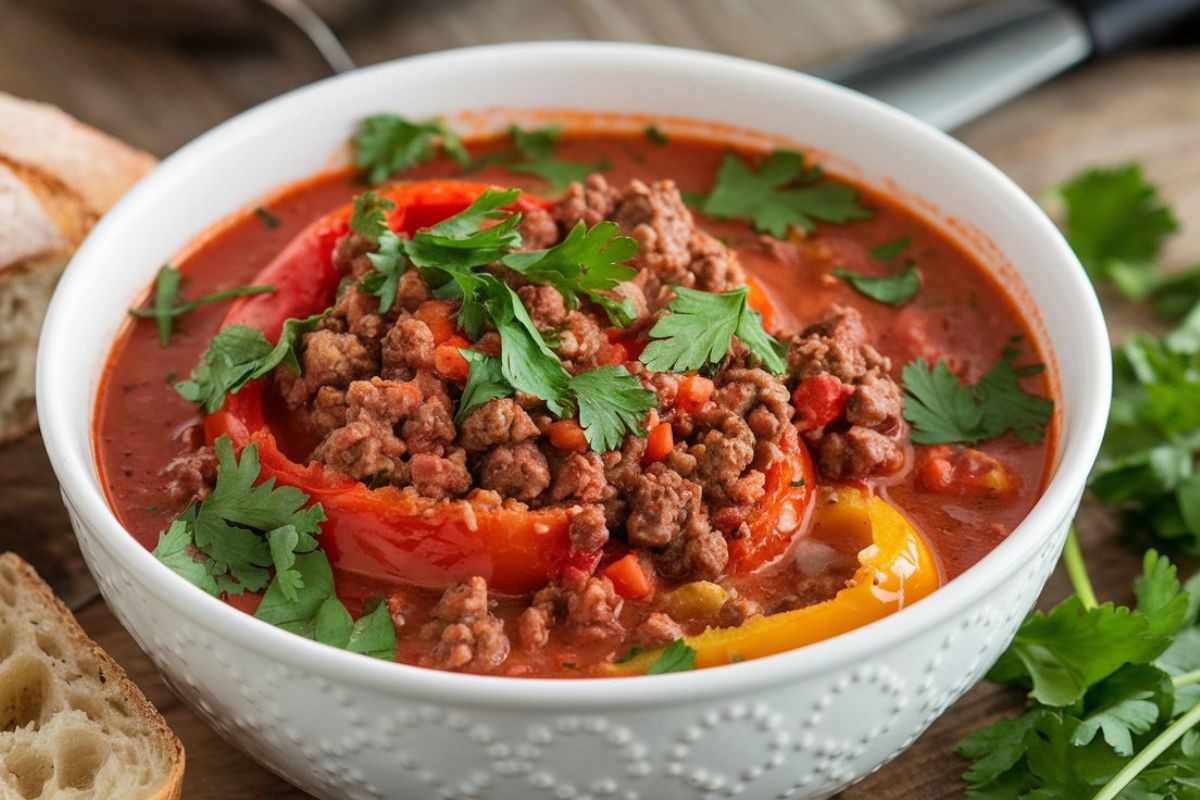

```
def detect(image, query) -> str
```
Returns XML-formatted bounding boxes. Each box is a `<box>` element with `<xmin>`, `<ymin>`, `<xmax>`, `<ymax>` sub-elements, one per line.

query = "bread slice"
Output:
<box><xmin>0</xmin><ymin>93</ymin><xmax>155</xmax><ymax>443</ymax></box>
<box><xmin>0</xmin><ymin>553</ymin><xmax>184</xmax><ymax>800</ymax></box>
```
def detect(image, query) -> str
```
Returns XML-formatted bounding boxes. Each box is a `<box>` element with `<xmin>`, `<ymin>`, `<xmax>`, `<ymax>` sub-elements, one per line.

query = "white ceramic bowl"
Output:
<box><xmin>38</xmin><ymin>42</ymin><xmax>1110</xmax><ymax>800</ymax></box>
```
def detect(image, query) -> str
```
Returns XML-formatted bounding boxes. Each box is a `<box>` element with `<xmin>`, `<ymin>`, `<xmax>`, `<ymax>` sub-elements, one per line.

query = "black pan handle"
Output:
<box><xmin>1071</xmin><ymin>0</ymin><xmax>1200</xmax><ymax>54</ymax></box>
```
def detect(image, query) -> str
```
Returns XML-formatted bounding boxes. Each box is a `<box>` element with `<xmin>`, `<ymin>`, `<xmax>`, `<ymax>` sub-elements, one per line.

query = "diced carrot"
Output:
<box><xmin>643</xmin><ymin>421</ymin><xmax>674</xmax><ymax>465</ymax></box>
<box><xmin>596</xmin><ymin>341</ymin><xmax>630</xmax><ymax>366</ymax></box>
<box><xmin>415</xmin><ymin>300</ymin><xmax>458</xmax><ymax>343</ymax></box>
<box><xmin>677</xmin><ymin>374</ymin><xmax>715</xmax><ymax>414</ymax></box>
<box><xmin>745</xmin><ymin>276</ymin><xmax>776</xmax><ymax>331</ymax></box>
<box><xmin>602</xmin><ymin>553</ymin><xmax>655</xmax><ymax>600</ymax></box>
<box><xmin>547</xmin><ymin>420</ymin><xmax>589</xmax><ymax>452</ymax></box>
<box><xmin>792</xmin><ymin>374</ymin><xmax>853</xmax><ymax>432</ymax></box>
<box><xmin>433</xmin><ymin>344</ymin><xmax>470</xmax><ymax>382</ymax></box>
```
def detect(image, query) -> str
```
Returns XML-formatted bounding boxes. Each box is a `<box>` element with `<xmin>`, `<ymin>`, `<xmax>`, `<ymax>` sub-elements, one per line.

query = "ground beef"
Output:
<box><xmin>561</xmin><ymin>573</ymin><xmax>624</xmax><ymax>643</ymax></box>
<box><xmin>327</xmin><ymin>285</ymin><xmax>390</xmax><ymax>342</ymax></box>
<box><xmin>692</xmin><ymin>410</ymin><xmax>759</xmax><ymax>506</ymax></box>
<box><xmin>422</xmin><ymin>576</ymin><xmax>510</xmax><ymax>671</ymax></box>
<box><xmin>632</xmin><ymin>612</ymin><xmax>684</xmax><ymax>648</ymax></box>
<box><xmin>612</xmin><ymin>178</ymin><xmax>695</xmax><ymax>283</ymax></box>
<box><xmin>518</xmin><ymin>285</ymin><xmax>568</xmax><ymax>329</ymax></box>
<box><xmin>717</xmin><ymin>594</ymin><xmax>764</xmax><ymax>627</ymax></box>
<box><xmin>688</xmin><ymin>229</ymin><xmax>746</xmax><ymax>292</ymax></box>
<box><xmin>716</xmin><ymin>368</ymin><xmax>793</xmax><ymax>439</ymax></box>
<box><xmin>568</xmin><ymin>504</ymin><xmax>609</xmax><ymax>552</ymax></box>
<box><xmin>395</xmin><ymin>271</ymin><xmax>431</xmax><ymax>313</ymax></box>
<box><xmin>400</xmin><ymin>394</ymin><xmax>456</xmax><ymax>455</ymax></box>
<box><xmin>163</xmin><ymin>446</ymin><xmax>216</xmax><ymax>505</ymax></box>
<box><xmin>548</xmin><ymin>451</ymin><xmax>608</xmax><ymax>504</ymax></box>
<box><xmin>307</xmin><ymin>385</ymin><xmax>349</xmax><ymax>437</ymax></box>
<box><xmin>785</xmin><ymin>307</ymin><xmax>908</xmax><ymax>481</ymax></box>
<box><xmin>518</xmin><ymin>206</ymin><xmax>561</xmax><ymax>250</ymax></box>
<box><xmin>382</xmin><ymin>318</ymin><xmax>435</xmax><ymax>381</ymax></box>
<box><xmin>555</xmin><ymin>174</ymin><xmax>616</xmax><ymax>228</ymax></box>
<box><xmin>555</xmin><ymin>311</ymin><xmax>606</xmax><ymax>372</ymax></box>
<box><xmin>458</xmin><ymin>398</ymin><xmax>540</xmax><ymax>451</ymax></box>
<box><xmin>313</xmin><ymin>418</ymin><xmax>404</xmax><ymax>481</ymax></box>
<box><xmin>332</xmin><ymin>231</ymin><xmax>375</xmax><ymax>279</ymax></box>
<box><xmin>410</xmin><ymin>450</ymin><xmax>472</xmax><ymax>500</ymax></box>
<box><xmin>625</xmin><ymin>465</ymin><xmax>702</xmax><ymax>548</ymax></box>
<box><xmin>517</xmin><ymin>599</ymin><xmax>553</xmax><ymax>651</ymax></box>
<box><xmin>479</xmin><ymin>442</ymin><xmax>550</xmax><ymax>501</ymax></box>
<box><xmin>281</xmin><ymin>329</ymin><xmax>376</xmax><ymax>407</ymax></box>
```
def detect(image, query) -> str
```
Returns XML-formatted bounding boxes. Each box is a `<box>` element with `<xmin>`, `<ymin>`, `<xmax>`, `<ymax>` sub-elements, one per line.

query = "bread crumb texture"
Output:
<box><xmin>0</xmin><ymin>554</ymin><xmax>182</xmax><ymax>799</ymax></box>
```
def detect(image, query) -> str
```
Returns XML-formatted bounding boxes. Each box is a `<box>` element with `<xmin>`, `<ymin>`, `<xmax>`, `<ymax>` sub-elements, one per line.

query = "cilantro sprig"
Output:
<box><xmin>502</xmin><ymin>220</ymin><xmax>640</xmax><ymax>325</ymax></box>
<box><xmin>154</xmin><ymin>436</ymin><xmax>395</xmax><ymax>659</ymax></box>
<box><xmin>646</xmin><ymin>639</ymin><xmax>697</xmax><ymax>675</ymax></box>
<box><xmin>694</xmin><ymin>149</ymin><xmax>873</xmax><ymax>238</ymax></box>
<box><xmin>175</xmin><ymin>312</ymin><xmax>326</xmax><ymax>412</ymax></box>
<box><xmin>130</xmin><ymin>265</ymin><xmax>273</xmax><ymax>347</ymax></box>
<box><xmin>505</xmin><ymin>125</ymin><xmax>610</xmax><ymax>192</ymax></box>
<box><xmin>958</xmin><ymin>536</ymin><xmax>1200</xmax><ymax>799</ymax></box>
<box><xmin>639</xmin><ymin>285</ymin><xmax>786</xmax><ymax>375</ymax></box>
<box><xmin>902</xmin><ymin>342</ymin><xmax>1053</xmax><ymax>445</ymax></box>
<box><xmin>833</xmin><ymin>234</ymin><xmax>921</xmax><ymax>306</ymax></box>
<box><xmin>353</xmin><ymin>114</ymin><xmax>468</xmax><ymax>183</ymax></box>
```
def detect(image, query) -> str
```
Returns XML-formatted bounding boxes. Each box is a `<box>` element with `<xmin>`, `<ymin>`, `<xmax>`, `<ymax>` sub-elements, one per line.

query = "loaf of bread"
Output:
<box><xmin>0</xmin><ymin>94</ymin><xmax>155</xmax><ymax>442</ymax></box>
<box><xmin>0</xmin><ymin>553</ymin><xmax>184</xmax><ymax>799</ymax></box>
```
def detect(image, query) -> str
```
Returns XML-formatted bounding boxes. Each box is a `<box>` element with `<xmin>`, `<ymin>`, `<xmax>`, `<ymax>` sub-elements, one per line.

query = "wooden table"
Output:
<box><xmin>2</xmin><ymin>1</ymin><xmax>1198</xmax><ymax>796</ymax></box>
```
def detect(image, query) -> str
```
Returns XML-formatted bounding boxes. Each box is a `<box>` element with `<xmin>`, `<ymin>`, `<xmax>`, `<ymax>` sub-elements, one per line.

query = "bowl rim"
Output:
<box><xmin>37</xmin><ymin>40</ymin><xmax>1111</xmax><ymax>709</ymax></box>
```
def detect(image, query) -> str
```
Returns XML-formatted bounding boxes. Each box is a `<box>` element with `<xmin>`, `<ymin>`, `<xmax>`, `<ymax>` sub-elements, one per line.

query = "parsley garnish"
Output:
<box><xmin>130</xmin><ymin>265</ymin><xmax>274</xmax><ymax>347</ymax></box>
<box><xmin>353</xmin><ymin>114</ymin><xmax>468</xmax><ymax>183</ymax></box>
<box><xmin>644</xmin><ymin>125</ymin><xmax>668</xmax><ymax>146</ymax></box>
<box><xmin>696</xmin><ymin>149</ymin><xmax>873</xmax><ymax>238</ymax></box>
<box><xmin>869</xmin><ymin>234</ymin><xmax>911</xmax><ymax>262</ymax></box>
<box><xmin>502</xmin><ymin>220</ymin><xmax>640</xmax><ymax>325</ymax></box>
<box><xmin>646</xmin><ymin>639</ymin><xmax>697</xmax><ymax>675</ymax></box>
<box><xmin>455</xmin><ymin>350</ymin><xmax>513</xmax><ymax>424</ymax></box>
<box><xmin>175</xmin><ymin>312</ymin><xmax>326</xmax><ymax>412</ymax></box>
<box><xmin>639</xmin><ymin>286</ymin><xmax>785</xmax><ymax>375</ymax></box>
<box><xmin>153</xmin><ymin>436</ymin><xmax>325</xmax><ymax>597</ymax></box>
<box><xmin>902</xmin><ymin>346</ymin><xmax>1053</xmax><ymax>445</ymax></box>
<box><xmin>505</xmin><ymin>125</ymin><xmax>610</xmax><ymax>192</ymax></box>
<box><xmin>959</xmin><ymin>540</ymin><xmax>1200</xmax><ymax>799</ymax></box>
<box><xmin>254</xmin><ymin>206</ymin><xmax>281</xmax><ymax>229</ymax></box>
<box><xmin>1053</xmin><ymin>164</ymin><xmax>1179</xmax><ymax>301</ymax></box>
<box><xmin>568</xmin><ymin>366</ymin><xmax>659</xmax><ymax>452</ymax></box>
<box><xmin>832</xmin><ymin>262</ymin><xmax>920</xmax><ymax>306</ymax></box>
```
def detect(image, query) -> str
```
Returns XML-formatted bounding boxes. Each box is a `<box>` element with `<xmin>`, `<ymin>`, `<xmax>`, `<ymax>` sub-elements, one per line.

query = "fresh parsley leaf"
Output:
<box><xmin>644</xmin><ymin>125</ymin><xmax>668</xmax><ymax>146</ymax></box>
<box><xmin>255</xmin><ymin>550</ymin><xmax>396</xmax><ymax>659</ymax></box>
<box><xmin>646</xmin><ymin>639</ymin><xmax>697</xmax><ymax>675</ymax></box>
<box><xmin>255</xmin><ymin>206</ymin><xmax>281</xmax><ymax>229</ymax></box>
<box><xmin>502</xmin><ymin>220</ymin><xmax>639</xmax><ymax>325</ymax></box>
<box><xmin>175</xmin><ymin>312</ymin><xmax>326</xmax><ymax>412</ymax></box>
<box><xmin>1070</xmin><ymin>664</ymin><xmax>1170</xmax><ymax>756</ymax></box>
<box><xmin>487</xmin><ymin>277</ymin><xmax>573</xmax><ymax>417</ymax></box>
<box><xmin>406</xmin><ymin>187</ymin><xmax>524</xmax><ymax>271</ymax></box>
<box><xmin>1054</xmin><ymin>164</ymin><xmax>1179</xmax><ymax>301</ymax></box>
<box><xmin>349</xmin><ymin>191</ymin><xmax>395</xmax><ymax>240</ymax></box>
<box><xmin>353</xmin><ymin>114</ymin><xmax>468</xmax><ymax>183</ymax></box>
<box><xmin>869</xmin><ymin>234</ymin><xmax>911</xmax><ymax>262</ymax></box>
<box><xmin>697</xmin><ymin>149</ymin><xmax>873</xmax><ymax>238</ymax></box>
<box><xmin>455</xmin><ymin>350</ymin><xmax>514</xmax><ymax>424</ymax></box>
<box><xmin>640</xmin><ymin>286</ymin><xmax>785</xmax><ymax>375</ymax></box>
<box><xmin>568</xmin><ymin>366</ymin><xmax>658</xmax><ymax>453</ymax></box>
<box><xmin>506</xmin><ymin>125</ymin><xmax>610</xmax><ymax>192</ymax></box>
<box><xmin>832</xmin><ymin>261</ymin><xmax>920</xmax><ymax>306</ymax></box>
<box><xmin>902</xmin><ymin>349</ymin><xmax>1053</xmax><ymax>445</ymax></box>
<box><xmin>130</xmin><ymin>265</ymin><xmax>274</xmax><ymax>347</ymax></box>
<box><xmin>152</xmin><ymin>514</ymin><xmax>220</xmax><ymax>595</ymax></box>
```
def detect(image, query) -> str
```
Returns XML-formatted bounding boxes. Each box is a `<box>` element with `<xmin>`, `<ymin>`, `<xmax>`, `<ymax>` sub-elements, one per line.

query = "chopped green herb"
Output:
<box><xmin>639</xmin><ymin>286</ymin><xmax>786</xmax><ymax>375</ymax></box>
<box><xmin>130</xmin><ymin>265</ymin><xmax>274</xmax><ymax>347</ymax></box>
<box><xmin>568</xmin><ymin>366</ymin><xmax>658</xmax><ymax>453</ymax></box>
<box><xmin>643</xmin><ymin>125</ymin><xmax>668</xmax><ymax>146</ymax></box>
<box><xmin>1053</xmin><ymin>164</ymin><xmax>1179</xmax><ymax>301</ymax></box>
<box><xmin>502</xmin><ymin>220</ymin><xmax>639</xmax><ymax>326</ymax></box>
<box><xmin>255</xmin><ymin>206</ymin><xmax>281</xmax><ymax>229</ymax></box>
<box><xmin>789</xmin><ymin>479</ymin><xmax>806</xmax><ymax>488</ymax></box>
<box><xmin>902</xmin><ymin>348</ymin><xmax>1053</xmax><ymax>445</ymax></box>
<box><xmin>832</xmin><ymin>262</ymin><xmax>920</xmax><ymax>306</ymax></box>
<box><xmin>353</xmin><ymin>114</ymin><xmax>468</xmax><ymax>183</ymax></box>
<box><xmin>455</xmin><ymin>350</ymin><xmax>513</xmax><ymax>424</ymax></box>
<box><xmin>696</xmin><ymin>149</ymin><xmax>873</xmax><ymax>238</ymax></box>
<box><xmin>646</xmin><ymin>639</ymin><xmax>697</xmax><ymax>675</ymax></box>
<box><xmin>869</xmin><ymin>234</ymin><xmax>911</xmax><ymax>262</ymax></box>
<box><xmin>615</xmin><ymin>646</ymin><xmax>645</xmax><ymax>664</ymax></box>
<box><xmin>506</xmin><ymin>125</ymin><xmax>610</xmax><ymax>192</ymax></box>
<box><xmin>175</xmin><ymin>312</ymin><xmax>326</xmax><ymax>412</ymax></box>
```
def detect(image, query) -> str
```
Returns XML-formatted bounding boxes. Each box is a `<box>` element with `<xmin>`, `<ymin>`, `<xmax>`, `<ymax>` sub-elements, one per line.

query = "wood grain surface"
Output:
<box><xmin>1</xmin><ymin>1</ymin><xmax>1197</xmax><ymax>797</ymax></box>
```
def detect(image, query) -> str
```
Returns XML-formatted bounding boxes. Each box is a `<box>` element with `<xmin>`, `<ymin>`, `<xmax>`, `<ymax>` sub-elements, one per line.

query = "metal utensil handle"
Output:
<box><xmin>257</xmin><ymin>0</ymin><xmax>357</xmax><ymax>74</ymax></box>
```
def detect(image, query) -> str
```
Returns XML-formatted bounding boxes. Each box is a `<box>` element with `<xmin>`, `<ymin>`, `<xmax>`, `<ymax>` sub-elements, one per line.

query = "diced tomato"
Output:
<box><xmin>596</xmin><ymin>341</ymin><xmax>629</xmax><ymax>366</ymax></box>
<box><xmin>547</xmin><ymin>419</ymin><xmax>589</xmax><ymax>452</ymax></box>
<box><xmin>643</xmin><ymin>421</ymin><xmax>674</xmax><ymax>465</ymax></box>
<box><xmin>917</xmin><ymin>445</ymin><xmax>1019</xmax><ymax>497</ymax></box>
<box><xmin>414</xmin><ymin>299</ymin><xmax>458</xmax><ymax>343</ymax></box>
<box><xmin>602</xmin><ymin>553</ymin><xmax>654</xmax><ymax>599</ymax></box>
<box><xmin>677</xmin><ymin>374</ymin><xmax>715</xmax><ymax>414</ymax></box>
<box><xmin>433</xmin><ymin>338</ymin><xmax>470</xmax><ymax>382</ymax></box>
<box><xmin>792</xmin><ymin>374</ymin><xmax>853</xmax><ymax>432</ymax></box>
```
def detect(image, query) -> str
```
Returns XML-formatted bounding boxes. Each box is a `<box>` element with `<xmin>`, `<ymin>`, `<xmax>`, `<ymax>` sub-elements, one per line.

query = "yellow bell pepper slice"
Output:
<box><xmin>609</xmin><ymin>486</ymin><xmax>940</xmax><ymax>674</ymax></box>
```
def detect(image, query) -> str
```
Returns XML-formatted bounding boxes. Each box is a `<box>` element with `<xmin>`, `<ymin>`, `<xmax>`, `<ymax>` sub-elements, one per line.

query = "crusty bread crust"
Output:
<box><xmin>0</xmin><ymin>93</ymin><xmax>155</xmax><ymax>443</ymax></box>
<box><xmin>0</xmin><ymin>553</ymin><xmax>185</xmax><ymax>800</ymax></box>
